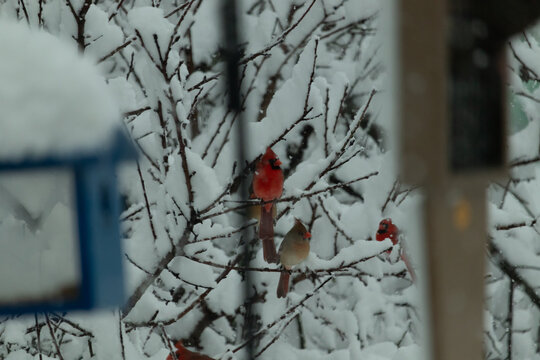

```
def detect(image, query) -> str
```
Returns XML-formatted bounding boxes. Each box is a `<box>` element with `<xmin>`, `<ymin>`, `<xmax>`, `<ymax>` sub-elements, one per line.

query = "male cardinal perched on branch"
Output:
<box><xmin>253</xmin><ymin>147</ymin><xmax>284</xmax><ymax>263</ymax></box>
<box><xmin>376</xmin><ymin>218</ymin><xmax>416</xmax><ymax>282</ymax></box>
<box><xmin>376</xmin><ymin>218</ymin><xmax>399</xmax><ymax>252</ymax></box>
<box><xmin>277</xmin><ymin>219</ymin><xmax>311</xmax><ymax>298</ymax></box>
<box><xmin>166</xmin><ymin>341</ymin><xmax>214</xmax><ymax>360</ymax></box>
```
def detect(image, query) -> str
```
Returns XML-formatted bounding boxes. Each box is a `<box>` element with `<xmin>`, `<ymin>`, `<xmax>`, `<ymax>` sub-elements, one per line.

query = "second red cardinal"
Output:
<box><xmin>376</xmin><ymin>218</ymin><xmax>416</xmax><ymax>282</ymax></box>
<box><xmin>166</xmin><ymin>341</ymin><xmax>214</xmax><ymax>360</ymax></box>
<box><xmin>376</xmin><ymin>218</ymin><xmax>399</xmax><ymax>252</ymax></box>
<box><xmin>253</xmin><ymin>147</ymin><xmax>284</xmax><ymax>263</ymax></box>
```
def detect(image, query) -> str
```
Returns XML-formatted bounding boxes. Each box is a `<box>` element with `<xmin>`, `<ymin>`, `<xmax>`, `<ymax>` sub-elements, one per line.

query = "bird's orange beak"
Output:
<box><xmin>304</xmin><ymin>232</ymin><xmax>311</xmax><ymax>239</ymax></box>
<box><xmin>274</xmin><ymin>159</ymin><xmax>282</xmax><ymax>166</ymax></box>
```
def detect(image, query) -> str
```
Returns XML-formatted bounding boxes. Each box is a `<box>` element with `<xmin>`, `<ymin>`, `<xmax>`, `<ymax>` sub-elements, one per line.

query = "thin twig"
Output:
<box><xmin>160</xmin><ymin>324</ymin><xmax>178</xmax><ymax>360</ymax></box>
<box><xmin>45</xmin><ymin>314</ymin><xmax>65</xmax><ymax>360</ymax></box>
<box><xmin>125</xmin><ymin>253</ymin><xmax>152</xmax><ymax>275</ymax></box>
<box><xmin>48</xmin><ymin>313</ymin><xmax>94</xmax><ymax>337</ymax></box>
<box><xmin>318</xmin><ymin>197</ymin><xmax>354</xmax><ymax>244</ymax></box>
<box><xmin>495</xmin><ymin>219</ymin><xmax>536</xmax><ymax>231</ymax></box>
<box><xmin>239</xmin><ymin>0</ymin><xmax>318</xmax><ymax>65</ymax></box>
<box><xmin>323</xmin><ymin>87</ymin><xmax>330</xmax><ymax>157</ymax></box>
<box><xmin>122</xmin><ymin>227</ymin><xmax>191</xmax><ymax>318</ymax></box>
<box><xmin>515</xmin><ymin>91</ymin><xmax>540</xmax><ymax>104</ymax></box>
<box><xmin>109</xmin><ymin>0</ymin><xmax>127</xmax><ymax>20</ymax></box>
<box><xmin>98</xmin><ymin>39</ymin><xmax>133</xmax><ymax>63</ymax></box>
<box><xmin>169</xmin><ymin>92</ymin><xmax>196</xmax><ymax>219</ymax></box>
<box><xmin>137</xmin><ymin>164</ymin><xmax>158</xmax><ymax>241</ymax></box>
<box><xmin>510</xmin><ymin>156</ymin><xmax>540</xmax><ymax>167</ymax></box>
<box><xmin>188</xmin><ymin>221</ymin><xmax>257</xmax><ymax>243</ymax></box>
<box><xmin>381</xmin><ymin>180</ymin><xmax>399</xmax><ymax>213</ymax></box>
<box><xmin>119</xmin><ymin>310</ymin><xmax>126</xmax><ymax>360</ymax></box>
<box><xmin>35</xmin><ymin>313</ymin><xmax>43</xmax><ymax>360</ymax></box>
<box><xmin>506</xmin><ymin>280</ymin><xmax>515</xmax><ymax>360</ymax></box>
<box><xmin>254</xmin><ymin>314</ymin><xmax>298</xmax><ymax>358</ymax></box>
<box><xmin>185</xmin><ymin>246</ymin><xmax>391</xmax><ymax>275</ymax></box>
<box><xmin>125</xmin><ymin>255</ymin><xmax>241</xmax><ymax>327</ymax></box>
<box><xmin>200</xmin><ymin>171</ymin><xmax>378</xmax><ymax>221</ymax></box>
<box><xmin>232</xmin><ymin>276</ymin><xmax>333</xmax><ymax>353</ymax></box>
<box><xmin>489</xmin><ymin>240</ymin><xmax>540</xmax><ymax>310</ymax></box>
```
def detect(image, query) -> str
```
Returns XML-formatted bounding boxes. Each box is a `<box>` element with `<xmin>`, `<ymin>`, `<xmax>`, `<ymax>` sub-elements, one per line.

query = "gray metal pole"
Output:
<box><xmin>222</xmin><ymin>1</ymin><xmax>255</xmax><ymax>359</ymax></box>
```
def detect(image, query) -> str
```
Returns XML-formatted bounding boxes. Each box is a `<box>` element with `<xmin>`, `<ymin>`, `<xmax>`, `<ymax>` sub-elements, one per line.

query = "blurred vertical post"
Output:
<box><xmin>398</xmin><ymin>1</ymin><xmax>540</xmax><ymax>360</ymax></box>
<box><xmin>221</xmin><ymin>1</ymin><xmax>255</xmax><ymax>359</ymax></box>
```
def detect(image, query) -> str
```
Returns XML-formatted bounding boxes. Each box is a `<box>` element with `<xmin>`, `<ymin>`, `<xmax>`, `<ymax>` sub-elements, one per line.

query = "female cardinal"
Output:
<box><xmin>253</xmin><ymin>147</ymin><xmax>284</xmax><ymax>263</ymax></box>
<box><xmin>166</xmin><ymin>341</ymin><xmax>214</xmax><ymax>360</ymax></box>
<box><xmin>277</xmin><ymin>219</ymin><xmax>311</xmax><ymax>298</ymax></box>
<box><xmin>376</xmin><ymin>218</ymin><xmax>416</xmax><ymax>282</ymax></box>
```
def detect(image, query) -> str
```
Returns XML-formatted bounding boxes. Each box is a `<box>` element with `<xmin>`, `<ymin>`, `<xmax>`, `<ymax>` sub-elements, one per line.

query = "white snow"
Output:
<box><xmin>84</xmin><ymin>5</ymin><xmax>125</xmax><ymax>61</ymax></box>
<box><xmin>128</xmin><ymin>7</ymin><xmax>173</xmax><ymax>60</ymax></box>
<box><xmin>190</xmin><ymin>0</ymin><xmax>223</xmax><ymax>64</ymax></box>
<box><xmin>248</xmin><ymin>38</ymin><xmax>321</xmax><ymax>159</ymax></box>
<box><xmin>0</xmin><ymin>21</ymin><xmax>119</xmax><ymax>161</ymax></box>
<box><xmin>509</xmin><ymin>113</ymin><xmax>540</xmax><ymax>163</ymax></box>
<box><xmin>170</xmin><ymin>257</ymin><xmax>217</xmax><ymax>289</ymax></box>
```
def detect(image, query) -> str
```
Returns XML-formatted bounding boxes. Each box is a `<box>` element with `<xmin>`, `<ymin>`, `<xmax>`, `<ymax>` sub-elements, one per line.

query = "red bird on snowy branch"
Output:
<box><xmin>253</xmin><ymin>147</ymin><xmax>284</xmax><ymax>263</ymax></box>
<box><xmin>166</xmin><ymin>341</ymin><xmax>214</xmax><ymax>360</ymax></box>
<box><xmin>376</xmin><ymin>218</ymin><xmax>416</xmax><ymax>282</ymax></box>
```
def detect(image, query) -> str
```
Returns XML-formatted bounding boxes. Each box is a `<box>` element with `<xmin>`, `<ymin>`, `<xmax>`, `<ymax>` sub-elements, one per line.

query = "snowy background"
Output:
<box><xmin>0</xmin><ymin>0</ymin><xmax>538</xmax><ymax>359</ymax></box>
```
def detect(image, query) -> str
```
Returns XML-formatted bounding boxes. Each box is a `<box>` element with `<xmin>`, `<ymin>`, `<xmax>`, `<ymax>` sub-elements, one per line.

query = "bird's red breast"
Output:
<box><xmin>253</xmin><ymin>148</ymin><xmax>284</xmax><ymax>211</ymax></box>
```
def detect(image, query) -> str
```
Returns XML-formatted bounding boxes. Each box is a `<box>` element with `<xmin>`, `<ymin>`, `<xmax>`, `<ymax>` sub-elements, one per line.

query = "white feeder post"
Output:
<box><xmin>397</xmin><ymin>1</ymin><xmax>540</xmax><ymax>359</ymax></box>
<box><xmin>398</xmin><ymin>3</ymin><xmax>485</xmax><ymax>358</ymax></box>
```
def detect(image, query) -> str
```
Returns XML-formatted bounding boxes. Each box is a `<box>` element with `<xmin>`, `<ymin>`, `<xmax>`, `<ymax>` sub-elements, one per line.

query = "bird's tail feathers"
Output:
<box><xmin>259</xmin><ymin>205</ymin><xmax>278</xmax><ymax>263</ymax></box>
<box><xmin>276</xmin><ymin>271</ymin><xmax>290</xmax><ymax>298</ymax></box>
<box><xmin>401</xmin><ymin>252</ymin><xmax>417</xmax><ymax>283</ymax></box>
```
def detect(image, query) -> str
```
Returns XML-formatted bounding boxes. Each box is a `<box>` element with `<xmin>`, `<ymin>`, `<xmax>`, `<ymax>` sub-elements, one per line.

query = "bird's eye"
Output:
<box><xmin>269</xmin><ymin>158</ymin><xmax>281</xmax><ymax>170</ymax></box>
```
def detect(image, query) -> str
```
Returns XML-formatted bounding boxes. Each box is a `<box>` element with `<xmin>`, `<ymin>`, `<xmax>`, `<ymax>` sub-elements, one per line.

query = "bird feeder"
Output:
<box><xmin>397</xmin><ymin>1</ymin><xmax>540</xmax><ymax>359</ymax></box>
<box><xmin>0</xmin><ymin>22</ymin><xmax>136</xmax><ymax>314</ymax></box>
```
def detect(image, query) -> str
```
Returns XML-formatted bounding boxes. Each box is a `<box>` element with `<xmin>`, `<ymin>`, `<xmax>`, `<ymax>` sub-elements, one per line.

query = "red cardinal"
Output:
<box><xmin>253</xmin><ymin>147</ymin><xmax>284</xmax><ymax>263</ymax></box>
<box><xmin>376</xmin><ymin>218</ymin><xmax>416</xmax><ymax>282</ymax></box>
<box><xmin>376</xmin><ymin>218</ymin><xmax>399</xmax><ymax>252</ymax></box>
<box><xmin>277</xmin><ymin>219</ymin><xmax>311</xmax><ymax>298</ymax></box>
<box><xmin>166</xmin><ymin>341</ymin><xmax>214</xmax><ymax>360</ymax></box>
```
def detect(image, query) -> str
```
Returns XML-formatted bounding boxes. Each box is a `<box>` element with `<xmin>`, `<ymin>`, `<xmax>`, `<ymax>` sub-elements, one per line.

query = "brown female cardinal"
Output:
<box><xmin>277</xmin><ymin>219</ymin><xmax>311</xmax><ymax>298</ymax></box>
<box><xmin>376</xmin><ymin>218</ymin><xmax>416</xmax><ymax>282</ymax></box>
<box><xmin>166</xmin><ymin>341</ymin><xmax>214</xmax><ymax>360</ymax></box>
<box><xmin>253</xmin><ymin>147</ymin><xmax>284</xmax><ymax>263</ymax></box>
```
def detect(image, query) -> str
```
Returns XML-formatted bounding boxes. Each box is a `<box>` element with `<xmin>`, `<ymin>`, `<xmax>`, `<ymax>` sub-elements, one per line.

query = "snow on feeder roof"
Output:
<box><xmin>0</xmin><ymin>21</ymin><xmax>119</xmax><ymax>161</ymax></box>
